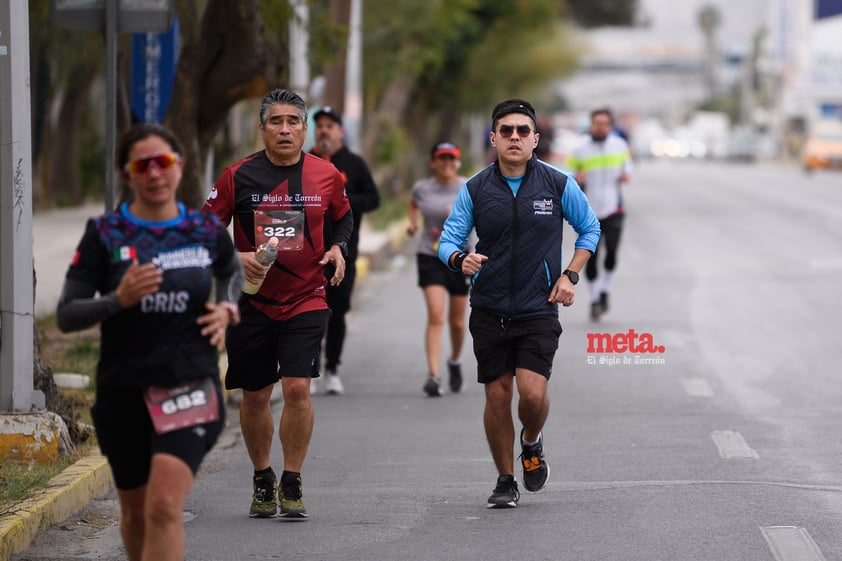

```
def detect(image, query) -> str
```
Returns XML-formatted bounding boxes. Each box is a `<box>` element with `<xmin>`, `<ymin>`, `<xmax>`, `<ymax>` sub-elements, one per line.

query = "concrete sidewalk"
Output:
<box><xmin>2</xmin><ymin>203</ymin><xmax>404</xmax><ymax>561</ymax></box>
<box><xmin>32</xmin><ymin>202</ymin><xmax>104</xmax><ymax>318</ymax></box>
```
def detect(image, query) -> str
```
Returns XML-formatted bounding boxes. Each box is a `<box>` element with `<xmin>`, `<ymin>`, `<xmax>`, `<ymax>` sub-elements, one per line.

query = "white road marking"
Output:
<box><xmin>711</xmin><ymin>430</ymin><xmax>759</xmax><ymax>459</ymax></box>
<box><xmin>808</xmin><ymin>257</ymin><xmax>842</xmax><ymax>271</ymax></box>
<box><xmin>761</xmin><ymin>526</ymin><xmax>827</xmax><ymax>561</ymax></box>
<box><xmin>681</xmin><ymin>377</ymin><xmax>714</xmax><ymax>397</ymax></box>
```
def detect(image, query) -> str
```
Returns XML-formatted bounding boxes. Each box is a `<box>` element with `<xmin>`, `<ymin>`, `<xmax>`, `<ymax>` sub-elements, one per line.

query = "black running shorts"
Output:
<box><xmin>224</xmin><ymin>309</ymin><xmax>328</xmax><ymax>391</ymax></box>
<box><xmin>416</xmin><ymin>254</ymin><xmax>470</xmax><ymax>296</ymax></box>
<box><xmin>469</xmin><ymin>307</ymin><xmax>562</xmax><ymax>383</ymax></box>
<box><xmin>92</xmin><ymin>379</ymin><xmax>225</xmax><ymax>490</ymax></box>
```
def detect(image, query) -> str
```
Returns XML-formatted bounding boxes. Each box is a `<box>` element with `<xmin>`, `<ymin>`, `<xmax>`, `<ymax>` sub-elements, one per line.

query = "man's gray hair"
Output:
<box><xmin>259</xmin><ymin>89</ymin><xmax>308</xmax><ymax>126</ymax></box>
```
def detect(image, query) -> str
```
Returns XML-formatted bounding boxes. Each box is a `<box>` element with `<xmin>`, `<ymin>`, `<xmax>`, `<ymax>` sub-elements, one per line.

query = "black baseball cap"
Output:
<box><xmin>313</xmin><ymin>106</ymin><xmax>343</xmax><ymax>126</ymax></box>
<box><xmin>491</xmin><ymin>99</ymin><xmax>537</xmax><ymax>129</ymax></box>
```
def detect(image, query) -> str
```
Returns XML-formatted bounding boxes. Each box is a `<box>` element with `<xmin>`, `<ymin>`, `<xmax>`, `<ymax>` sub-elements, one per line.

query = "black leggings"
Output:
<box><xmin>585</xmin><ymin>213</ymin><xmax>624</xmax><ymax>281</ymax></box>
<box><xmin>324</xmin><ymin>260</ymin><xmax>357</xmax><ymax>371</ymax></box>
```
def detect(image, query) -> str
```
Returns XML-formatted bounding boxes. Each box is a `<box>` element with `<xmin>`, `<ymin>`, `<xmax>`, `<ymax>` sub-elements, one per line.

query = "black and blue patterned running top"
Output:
<box><xmin>62</xmin><ymin>202</ymin><xmax>239</xmax><ymax>389</ymax></box>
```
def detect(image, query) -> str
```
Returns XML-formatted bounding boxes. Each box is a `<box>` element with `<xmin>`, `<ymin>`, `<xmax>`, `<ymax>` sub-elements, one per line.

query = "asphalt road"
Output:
<box><xmin>16</xmin><ymin>160</ymin><xmax>842</xmax><ymax>561</ymax></box>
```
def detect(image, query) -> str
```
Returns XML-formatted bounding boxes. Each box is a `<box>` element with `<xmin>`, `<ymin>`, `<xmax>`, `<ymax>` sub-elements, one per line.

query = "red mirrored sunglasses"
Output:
<box><xmin>124</xmin><ymin>152</ymin><xmax>181</xmax><ymax>175</ymax></box>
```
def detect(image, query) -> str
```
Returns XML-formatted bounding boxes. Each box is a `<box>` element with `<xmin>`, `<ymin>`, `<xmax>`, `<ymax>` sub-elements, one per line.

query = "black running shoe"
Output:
<box><xmin>448</xmin><ymin>362</ymin><xmax>463</xmax><ymax>393</ymax></box>
<box><xmin>487</xmin><ymin>474</ymin><xmax>519</xmax><ymax>509</ymax></box>
<box><xmin>423</xmin><ymin>377</ymin><xmax>443</xmax><ymax>397</ymax></box>
<box><xmin>590</xmin><ymin>301</ymin><xmax>602</xmax><ymax>322</ymax></box>
<box><xmin>519</xmin><ymin>429</ymin><xmax>550</xmax><ymax>493</ymax></box>
<box><xmin>248</xmin><ymin>474</ymin><xmax>277</xmax><ymax>518</ymax></box>
<box><xmin>279</xmin><ymin>474</ymin><xmax>308</xmax><ymax>519</ymax></box>
<box><xmin>599</xmin><ymin>291</ymin><xmax>609</xmax><ymax>314</ymax></box>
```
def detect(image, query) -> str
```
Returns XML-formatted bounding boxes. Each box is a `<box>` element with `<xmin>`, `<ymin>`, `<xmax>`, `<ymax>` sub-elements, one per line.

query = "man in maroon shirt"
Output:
<box><xmin>203</xmin><ymin>89</ymin><xmax>353</xmax><ymax>520</ymax></box>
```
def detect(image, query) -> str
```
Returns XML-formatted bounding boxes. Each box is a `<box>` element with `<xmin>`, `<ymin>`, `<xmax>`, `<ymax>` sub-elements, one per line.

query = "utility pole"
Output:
<box><xmin>0</xmin><ymin>0</ymin><xmax>40</xmax><ymax>411</ymax></box>
<box><xmin>344</xmin><ymin>0</ymin><xmax>363</xmax><ymax>152</ymax></box>
<box><xmin>289</xmin><ymin>0</ymin><xmax>310</xmax><ymax>99</ymax></box>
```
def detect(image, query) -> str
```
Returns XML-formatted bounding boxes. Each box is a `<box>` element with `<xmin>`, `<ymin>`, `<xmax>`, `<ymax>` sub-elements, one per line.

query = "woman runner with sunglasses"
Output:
<box><xmin>437</xmin><ymin>99</ymin><xmax>601</xmax><ymax>509</ymax></box>
<box><xmin>57</xmin><ymin>123</ymin><xmax>243</xmax><ymax>561</ymax></box>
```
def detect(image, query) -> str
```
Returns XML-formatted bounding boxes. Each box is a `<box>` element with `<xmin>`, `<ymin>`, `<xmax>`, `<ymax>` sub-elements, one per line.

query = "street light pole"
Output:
<box><xmin>105</xmin><ymin>0</ymin><xmax>118</xmax><ymax>212</ymax></box>
<box><xmin>0</xmin><ymin>0</ymin><xmax>40</xmax><ymax>412</ymax></box>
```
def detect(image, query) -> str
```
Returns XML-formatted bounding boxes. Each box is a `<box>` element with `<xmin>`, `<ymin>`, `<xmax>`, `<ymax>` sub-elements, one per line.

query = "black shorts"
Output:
<box><xmin>91</xmin><ymin>379</ymin><xmax>225</xmax><ymax>490</ymax></box>
<box><xmin>416</xmin><ymin>254</ymin><xmax>470</xmax><ymax>296</ymax></box>
<box><xmin>469</xmin><ymin>307</ymin><xmax>562</xmax><ymax>383</ymax></box>
<box><xmin>225</xmin><ymin>309</ymin><xmax>328</xmax><ymax>391</ymax></box>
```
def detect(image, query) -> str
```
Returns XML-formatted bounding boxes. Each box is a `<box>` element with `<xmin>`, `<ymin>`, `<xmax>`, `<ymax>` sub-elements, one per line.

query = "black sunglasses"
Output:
<box><xmin>497</xmin><ymin>124</ymin><xmax>532</xmax><ymax>138</ymax></box>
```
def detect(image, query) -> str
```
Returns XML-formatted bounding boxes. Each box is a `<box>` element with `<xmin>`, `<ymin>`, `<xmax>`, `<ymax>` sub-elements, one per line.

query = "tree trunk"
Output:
<box><xmin>168</xmin><ymin>0</ymin><xmax>286</xmax><ymax>208</ymax></box>
<box><xmin>362</xmin><ymin>68</ymin><xmax>418</xmax><ymax>193</ymax></box>
<box><xmin>43</xmin><ymin>70</ymin><xmax>96</xmax><ymax>207</ymax></box>
<box><xmin>32</xmin><ymin>267</ymin><xmax>85</xmax><ymax>448</ymax></box>
<box><xmin>321</xmin><ymin>0</ymin><xmax>351</xmax><ymax>111</ymax></box>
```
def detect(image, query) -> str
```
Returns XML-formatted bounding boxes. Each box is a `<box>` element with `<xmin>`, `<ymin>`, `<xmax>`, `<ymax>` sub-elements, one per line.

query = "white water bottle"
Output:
<box><xmin>242</xmin><ymin>237</ymin><xmax>279</xmax><ymax>294</ymax></box>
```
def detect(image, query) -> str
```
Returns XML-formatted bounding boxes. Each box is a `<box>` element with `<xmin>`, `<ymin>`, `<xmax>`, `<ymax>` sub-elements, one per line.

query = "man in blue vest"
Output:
<box><xmin>438</xmin><ymin>99</ymin><xmax>600</xmax><ymax>509</ymax></box>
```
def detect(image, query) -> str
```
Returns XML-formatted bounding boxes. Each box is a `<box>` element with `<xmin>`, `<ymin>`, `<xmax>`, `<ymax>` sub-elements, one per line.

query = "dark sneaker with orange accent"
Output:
<box><xmin>519</xmin><ymin>429</ymin><xmax>550</xmax><ymax>493</ymax></box>
<box><xmin>486</xmin><ymin>474</ymin><xmax>519</xmax><ymax>508</ymax></box>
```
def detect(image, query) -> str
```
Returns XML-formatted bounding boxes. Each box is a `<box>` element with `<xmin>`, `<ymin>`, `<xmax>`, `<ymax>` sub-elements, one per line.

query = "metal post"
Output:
<box><xmin>0</xmin><ymin>0</ymin><xmax>38</xmax><ymax>412</ymax></box>
<box><xmin>104</xmin><ymin>0</ymin><xmax>117</xmax><ymax>212</ymax></box>
<box><xmin>289</xmin><ymin>0</ymin><xmax>310</xmax><ymax>99</ymax></box>
<box><xmin>344</xmin><ymin>0</ymin><xmax>362</xmax><ymax>152</ymax></box>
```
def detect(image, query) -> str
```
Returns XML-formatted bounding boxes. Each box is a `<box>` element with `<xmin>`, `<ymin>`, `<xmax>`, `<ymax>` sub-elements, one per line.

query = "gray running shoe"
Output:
<box><xmin>487</xmin><ymin>474</ymin><xmax>519</xmax><ymax>508</ymax></box>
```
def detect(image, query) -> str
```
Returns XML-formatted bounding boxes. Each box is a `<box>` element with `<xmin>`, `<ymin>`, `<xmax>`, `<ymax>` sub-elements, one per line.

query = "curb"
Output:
<box><xmin>0</xmin><ymin>454</ymin><xmax>113</xmax><ymax>561</ymax></box>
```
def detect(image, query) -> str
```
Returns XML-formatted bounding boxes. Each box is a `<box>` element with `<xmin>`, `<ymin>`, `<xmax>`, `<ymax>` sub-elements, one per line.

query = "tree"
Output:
<box><xmin>28</xmin><ymin>1</ymin><xmax>104</xmax><ymax>209</ymax></box>
<box><xmin>360</xmin><ymin>0</ymin><xmax>580</xmax><ymax>191</ymax></box>
<box><xmin>320</xmin><ymin>0</ymin><xmax>351</xmax><ymax>111</ymax></box>
<box><xmin>165</xmin><ymin>0</ymin><xmax>291</xmax><ymax>208</ymax></box>
<box><xmin>697</xmin><ymin>4</ymin><xmax>722</xmax><ymax>100</ymax></box>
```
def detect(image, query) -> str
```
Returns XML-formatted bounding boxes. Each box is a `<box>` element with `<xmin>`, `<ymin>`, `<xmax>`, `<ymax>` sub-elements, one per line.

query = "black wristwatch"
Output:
<box><xmin>562</xmin><ymin>269</ymin><xmax>579</xmax><ymax>285</ymax></box>
<box><xmin>452</xmin><ymin>251</ymin><xmax>468</xmax><ymax>271</ymax></box>
<box><xmin>332</xmin><ymin>241</ymin><xmax>349</xmax><ymax>258</ymax></box>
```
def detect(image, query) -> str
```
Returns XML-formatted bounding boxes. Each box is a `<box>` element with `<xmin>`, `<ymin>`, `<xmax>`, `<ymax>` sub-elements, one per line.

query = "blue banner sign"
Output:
<box><xmin>815</xmin><ymin>0</ymin><xmax>842</xmax><ymax>20</ymax></box>
<box><xmin>130</xmin><ymin>18</ymin><xmax>179</xmax><ymax>123</ymax></box>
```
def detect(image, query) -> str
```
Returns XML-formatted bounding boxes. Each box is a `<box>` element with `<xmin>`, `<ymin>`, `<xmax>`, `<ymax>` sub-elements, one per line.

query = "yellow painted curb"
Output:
<box><xmin>356</xmin><ymin>255</ymin><xmax>371</xmax><ymax>281</ymax></box>
<box><xmin>0</xmin><ymin>412</ymin><xmax>71</xmax><ymax>464</ymax></box>
<box><xmin>388</xmin><ymin>219</ymin><xmax>409</xmax><ymax>254</ymax></box>
<box><xmin>0</xmin><ymin>454</ymin><xmax>113</xmax><ymax>561</ymax></box>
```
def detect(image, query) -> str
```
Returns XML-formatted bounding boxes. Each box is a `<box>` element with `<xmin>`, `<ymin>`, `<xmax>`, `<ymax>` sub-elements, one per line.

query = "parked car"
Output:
<box><xmin>802</xmin><ymin>120</ymin><xmax>842</xmax><ymax>172</ymax></box>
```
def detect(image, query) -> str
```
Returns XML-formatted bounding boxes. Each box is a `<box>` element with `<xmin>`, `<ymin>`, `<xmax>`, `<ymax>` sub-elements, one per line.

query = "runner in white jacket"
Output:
<box><xmin>567</xmin><ymin>108</ymin><xmax>632</xmax><ymax>321</ymax></box>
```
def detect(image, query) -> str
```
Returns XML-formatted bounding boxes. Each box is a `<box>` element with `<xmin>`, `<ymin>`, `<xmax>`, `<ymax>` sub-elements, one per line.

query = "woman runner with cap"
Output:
<box><xmin>407</xmin><ymin>141</ymin><xmax>472</xmax><ymax>397</ymax></box>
